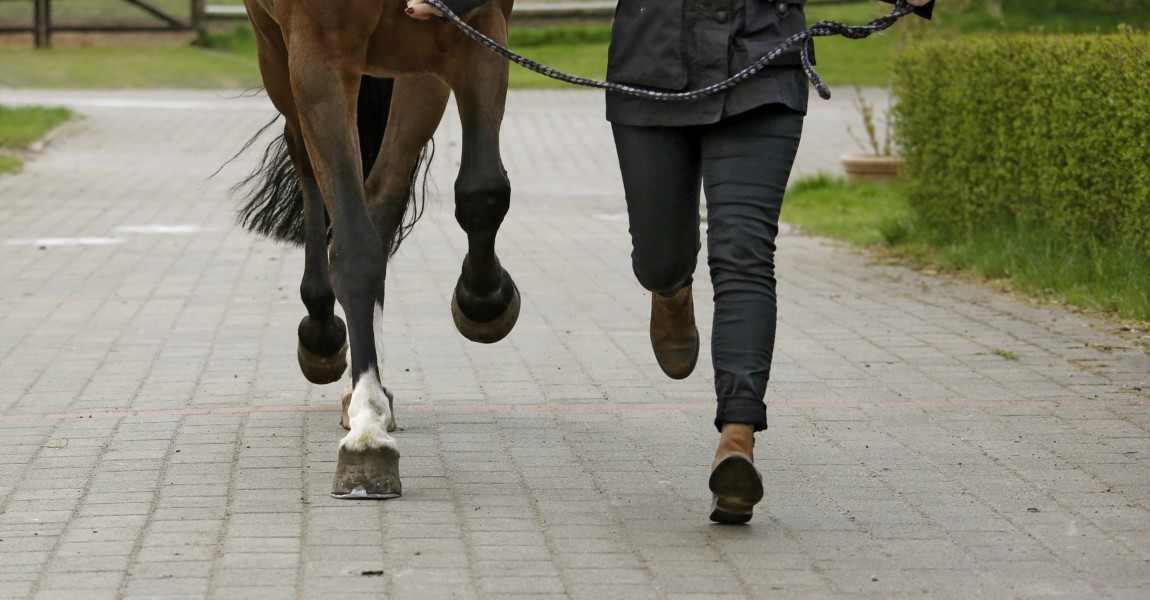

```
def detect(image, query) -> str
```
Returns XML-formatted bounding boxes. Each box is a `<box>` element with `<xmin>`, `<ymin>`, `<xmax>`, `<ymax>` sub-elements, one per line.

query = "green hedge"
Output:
<box><xmin>892</xmin><ymin>30</ymin><xmax>1150</xmax><ymax>253</ymax></box>
<box><xmin>1007</xmin><ymin>0</ymin><xmax>1141</xmax><ymax>16</ymax></box>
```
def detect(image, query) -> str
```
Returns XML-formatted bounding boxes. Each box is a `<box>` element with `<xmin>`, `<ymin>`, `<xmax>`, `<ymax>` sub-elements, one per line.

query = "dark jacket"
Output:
<box><xmin>605</xmin><ymin>0</ymin><xmax>935</xmax><ymax>127</ymax></box>
<box><xmin>606</xmin><ymin>0</ymin><xmax>813</xmax><ymax>127</ymax></box>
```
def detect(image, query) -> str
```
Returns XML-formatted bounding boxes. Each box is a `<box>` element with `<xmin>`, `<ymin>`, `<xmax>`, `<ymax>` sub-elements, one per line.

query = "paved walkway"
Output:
<box><xmin>0</xmin><ymin>88</ymin><xmax>1148</xmax><ymax>599</ymax></box>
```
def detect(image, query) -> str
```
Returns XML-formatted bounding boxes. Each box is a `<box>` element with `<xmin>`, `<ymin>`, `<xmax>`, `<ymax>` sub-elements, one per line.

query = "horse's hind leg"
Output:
<box><xmin>444</xmin><ymin>15</ymin><xmax>520</xmax><ymax>344</ymax></box>
<box><xmin>365</xmin><ymin>74</ymin><xmax>450</xmax><ymax>254</ymax></box>
<box><xmin>245</xmin><ymin>6</ymin><xmax>349</xmax><ymax>385</ymax></box>
<box><xmin>292</xmin><ymin>131</ymin><xmax>351</xmax><ymax>385</ymax></box>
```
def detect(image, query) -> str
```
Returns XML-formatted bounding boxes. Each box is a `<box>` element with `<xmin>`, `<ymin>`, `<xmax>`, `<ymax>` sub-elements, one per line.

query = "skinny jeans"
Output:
<box><xmin>611</xmin><ymin>104</ymin><xmax>804</xmax><ymax>431</ymax></box>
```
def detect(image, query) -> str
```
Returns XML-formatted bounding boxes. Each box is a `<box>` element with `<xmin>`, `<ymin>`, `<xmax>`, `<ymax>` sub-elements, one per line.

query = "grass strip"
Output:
<box><xmin>0</xmin><ymin>105</ymin><xmax>73</xmax><ymax>175</ymax></box>
<box><xmin>0</xmin><ymin>106</ymin><xmax>73</xmax><ymax>147</ymax></box>
<box><xmin>0</xmin><ymin>46</ymin><xmax>261</xmax><ymax>90</ymax></box>
<box><xmin>782</xmin><ymin>175</ymin><xmax>1150</xmax><ymax>323</ymax></box>
<box><xmin>0</xmin><ymin>154</ymin><xmax>21</xmax><ymax>175</ymax></box>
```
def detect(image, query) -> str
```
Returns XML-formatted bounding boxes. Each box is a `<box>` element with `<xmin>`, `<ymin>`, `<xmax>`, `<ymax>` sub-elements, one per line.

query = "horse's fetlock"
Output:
<box><xmin>298</xmin><ymin>314</ymin><xmax>346</xmax><ymax>356</ymax></box>
<box><xmin>300</xmin><ymin>282</ymin><xmax>336</xmax><ymax>312</ymax></box>
<box><xmin>455</xmin><ymin>191</ymin><xmax>511</xmax><ymax>234</ymax></box>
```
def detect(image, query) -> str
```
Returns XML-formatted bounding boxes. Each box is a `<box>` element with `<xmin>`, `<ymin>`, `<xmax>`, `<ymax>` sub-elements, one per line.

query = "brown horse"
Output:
<box><xmin>236</xmin><ymin>0</ymin><xmax>520</xmax><ymax>499</ymax></box>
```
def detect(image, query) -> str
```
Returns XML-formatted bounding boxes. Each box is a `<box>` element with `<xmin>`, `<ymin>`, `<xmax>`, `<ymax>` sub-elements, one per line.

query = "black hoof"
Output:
<box><xmin>331</xmin><ymin>445</ymin><xmax>402</xmax><ymax>500</ymax></box>
<box><xmin>297</xmin><ymin>315</ymin><xmax>347</xmax><ymax>384</ymax></box>
<box><xmin>451</xmin><ymin>269</ymin><xmax>520</xmax><ymax>344</ymax></box>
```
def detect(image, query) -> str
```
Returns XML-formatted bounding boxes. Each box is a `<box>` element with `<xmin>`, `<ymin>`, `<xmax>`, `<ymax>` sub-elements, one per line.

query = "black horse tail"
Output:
<box><xmin>233</xmin><ymin>75</ymin><xmax>431</xmax><ymax>255</ymax></box>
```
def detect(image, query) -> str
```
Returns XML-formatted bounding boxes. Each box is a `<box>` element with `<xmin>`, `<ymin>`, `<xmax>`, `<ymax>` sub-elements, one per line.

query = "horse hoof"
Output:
<box><xmin>297</xmin><ymin>315</ymin><xmax>347</xmax><ymax>384</ymax></box>
<box><xmin>342</xmin><ymin>385</ymin><xmax>395</xmax><ymax>432</ymax></box>
<box><xmin>451</xmin><ymin>272</ymin><xmax>521</xmax><ymax>344</ymax></box>
<box><xmin>331</xmin><ymin>445</ymin><xmax>402</xmax><ymax>500</ymax></box>
<box><xmin>298</xmin><ymin>342</ymin><xmax>347</xmax><ymax>384</ymax></box>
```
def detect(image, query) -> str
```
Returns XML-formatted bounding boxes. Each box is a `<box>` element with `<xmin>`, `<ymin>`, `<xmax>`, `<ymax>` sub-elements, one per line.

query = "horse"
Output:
<box><xmin>235</xmin><ymin>0</ymin><xmax>520</xmax><ymax>499</ymax></box>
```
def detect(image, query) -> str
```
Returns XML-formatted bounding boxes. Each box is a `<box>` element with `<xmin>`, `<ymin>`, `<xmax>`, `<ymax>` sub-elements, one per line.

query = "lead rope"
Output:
<box><xmin>424</xmin><ymin>0</ymin><xmax>915</xmax><ymax>100</ymax></box>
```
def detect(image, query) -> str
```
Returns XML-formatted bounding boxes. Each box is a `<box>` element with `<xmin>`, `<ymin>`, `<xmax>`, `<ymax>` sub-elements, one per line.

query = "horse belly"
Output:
<box><xmin>364</xmin><ymin>21</ymin><xmax>455</xmax><ymax>77</ymax></box>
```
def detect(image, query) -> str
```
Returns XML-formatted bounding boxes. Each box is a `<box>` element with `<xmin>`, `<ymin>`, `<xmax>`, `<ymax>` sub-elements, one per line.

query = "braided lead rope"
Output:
<box><xmin>425</xmin><ymin>0</ymin><xmax>914</xmax><ymax>100</ymax></box>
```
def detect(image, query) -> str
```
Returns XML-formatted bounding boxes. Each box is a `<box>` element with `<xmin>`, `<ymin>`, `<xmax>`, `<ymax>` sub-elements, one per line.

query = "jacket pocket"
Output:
<box><xmin>741</xmin><ymin>0</ymin><xmax>809</xmax><ymax>68</ymax></box>
<box><xmin>607</xmin><ymin>1</ymin><xmax>687</xmax><ymax>90</ymax></box>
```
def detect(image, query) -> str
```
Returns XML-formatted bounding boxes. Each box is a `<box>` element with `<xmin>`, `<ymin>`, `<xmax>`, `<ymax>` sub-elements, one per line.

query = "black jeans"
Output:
<box><xmin>611</xmin><ymin>104</ymin><xmax>805</xmax><ymax>432</ymax></box>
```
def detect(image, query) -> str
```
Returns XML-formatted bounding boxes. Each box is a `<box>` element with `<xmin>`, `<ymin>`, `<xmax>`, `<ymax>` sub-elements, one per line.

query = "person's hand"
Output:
<box><xmin>404</xmin><ymin>0</ymin><xmax>442</xmax><ymax>20</ymax></box>
<box><xmin>906</xmin><ymin>0</ymin><xmax>931</xmax><ymax>6</ymax></box>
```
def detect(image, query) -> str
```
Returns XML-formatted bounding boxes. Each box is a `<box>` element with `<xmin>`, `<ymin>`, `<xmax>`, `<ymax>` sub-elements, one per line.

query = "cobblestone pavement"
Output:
<box><xmin>1</xmin><ymin>87</ymin><xmax>1148</xmax><ymax>599</ymax></box>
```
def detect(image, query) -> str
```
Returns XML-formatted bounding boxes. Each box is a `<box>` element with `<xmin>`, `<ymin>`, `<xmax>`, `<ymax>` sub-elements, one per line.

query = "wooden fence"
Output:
<box><xmin>2</xmin><ymin>0</ymin><xmax>866</xmax><ymax>48</ymax></box>
<box><xmin>0</xmin><ymin>0</ymin><xmax>209</xmax><ymax>47</ymax></box>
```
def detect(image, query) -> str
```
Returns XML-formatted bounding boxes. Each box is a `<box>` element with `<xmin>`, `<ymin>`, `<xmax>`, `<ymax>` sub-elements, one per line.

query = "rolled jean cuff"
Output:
<box><xmin>652</xmin><ymin>276</ymin><xmax>693</xmax><ymax>298</ymax></box>
<box><xmin>715</xmin><ymin>397</ymin><xmax>767</xmax><ymax>432</ymax></box>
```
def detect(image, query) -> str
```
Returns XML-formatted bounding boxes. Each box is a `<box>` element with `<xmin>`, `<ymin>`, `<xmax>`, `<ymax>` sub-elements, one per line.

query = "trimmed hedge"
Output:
<box><xmin>1011</xmin><ymin>1</ymin><xmax>1141</xmax><ymax>16</ymax></box>
<box><xmin>892</xmin><ymin>30</ymin><xmax>1150</xmax><ymax>253</ymax></box>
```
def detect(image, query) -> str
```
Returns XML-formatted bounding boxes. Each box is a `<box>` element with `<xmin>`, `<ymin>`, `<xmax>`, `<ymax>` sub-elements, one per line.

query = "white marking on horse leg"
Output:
<box><xmin>340</xmin><ymin>383</ymin><xmax>353</xmax><ymax>430</ymax></box>
<box><xmin>373</xmin><ymin>302</ymin><xmax>386</xmax><ymax>375</ymax></box>
<box><xmin>339</xmin><ymin>366</ymin><xmax>398</xmax><ymax>453</ymax></box>
<box><xmin>372</xmin><ymin>302</ymin><xmax>396</xmax><ymax>432</ymax></box>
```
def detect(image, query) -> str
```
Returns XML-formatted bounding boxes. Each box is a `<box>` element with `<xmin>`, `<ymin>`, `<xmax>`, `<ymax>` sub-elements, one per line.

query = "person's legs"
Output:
<box><xmin>702</xmin><ymin>104</ymin><xmax>804</xmax><ymax>430</ymax></box>
<box><xmin>610</xmin><ymin>123</ymin><xmax>702</xmax><ymax>295</ymax></box>
<box><xmin>700</xmin><ymin>104</ymin><xmax>804</xmax><ymax>523</ymax></box>
<box><xmin>611</xmin><ymin>123</ymin><xmax>704</xmax><ymax>378</ymax></box>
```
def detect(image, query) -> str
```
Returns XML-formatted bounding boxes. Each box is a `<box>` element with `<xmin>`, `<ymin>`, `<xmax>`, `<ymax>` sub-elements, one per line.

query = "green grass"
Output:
<box><xmin>0</xmin><ymin>154</ymin><xmax>21</xmax><ymax>175</ymax></box>
<box><xmin>806</xmin><ymin>1</ymin><xmax>905</xmax><ymax>86</ymax></box>
<box><xmin>993</xmin><ymin>349</ymin><xmax>1019</xmax><ymax>361</ymax></box>
<box><xmin>780</xmin><ymin>174</ymin><xmax>911</xmax><ymax>246</ymax></box>
<box><xmin>507</xmin><ymin>41</ymin><xmax>610</xmax><ymax>89</ymax></box>
<box><xmin>0</xmin><ymin>106</ymin><xmax>72</xmax><ymax>175</ymax></box>
<box><xmin>930</xmin><ymin>222</ymin><xmax>1150</xmax><ymax>321</ymax></box>
<box><xmin>939</xmin><ymin>5</ymin><xmax>1150</xmax><ymax>34</ymax></box>
<box><xmin>0</xmin><ymin>46</ymin><xmax>261</xmax><ymax>89</ymax></box>
<box><xmin>508</xmin><ymin>25</ymin><xmax>612</xmax><ymax>47</ymax></box>
<box><xmin>0</xmin><ymin>106</ymin><xmax>73</xmax><ymax>147</ymax></box>
<box><xmin>504</xmin><ymin>24</ymin><xmax>612</xmax><ymax>88</ymax></box>
<box><xmin>783</xmin><ymin>175</ymin><xmax>1150</xmax><ymax>323</ymax></box>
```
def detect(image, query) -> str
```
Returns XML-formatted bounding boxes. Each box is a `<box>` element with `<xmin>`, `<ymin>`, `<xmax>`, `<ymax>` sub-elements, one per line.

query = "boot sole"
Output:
<box><xmin>708</xmin><ymin>454</ymin><xmax>763</xmax><ymax>524</ymax></box>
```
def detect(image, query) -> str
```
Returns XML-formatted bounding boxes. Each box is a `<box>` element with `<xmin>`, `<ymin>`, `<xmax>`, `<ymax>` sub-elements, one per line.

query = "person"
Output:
<box><xmin>407</xmin><ymin>0</ymin><xmax>935</xmax><ymax>524</ymax></box>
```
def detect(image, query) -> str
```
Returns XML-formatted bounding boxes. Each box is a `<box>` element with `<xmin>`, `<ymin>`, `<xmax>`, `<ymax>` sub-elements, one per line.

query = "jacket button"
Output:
<box><xmin>776</xmin><ymin>2</ymin><xmax>789</xmax><ymax>16</ymax></box>
<box><xmin>716</xmin><ymin>10</ymin><xmax>729</xmax><ymax>23</ymax></box>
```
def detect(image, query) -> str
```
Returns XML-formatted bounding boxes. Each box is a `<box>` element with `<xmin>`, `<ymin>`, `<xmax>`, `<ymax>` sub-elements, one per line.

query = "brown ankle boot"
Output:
<box><xmin>649</xmin><ymin>286</ymin><xmax>699</xmax><ymax>379</ymax></box>
<box><xmin>709</xmin><ymin>423</ymin><xmax>763</xmax><ymax>524</ymax></box>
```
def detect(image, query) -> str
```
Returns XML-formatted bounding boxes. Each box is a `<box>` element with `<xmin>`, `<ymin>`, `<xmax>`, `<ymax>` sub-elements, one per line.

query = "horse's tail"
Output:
<box><xmin>234</xmin><ymin>76</ymin><xmax>430</xmax><ymax>255</ymax></box>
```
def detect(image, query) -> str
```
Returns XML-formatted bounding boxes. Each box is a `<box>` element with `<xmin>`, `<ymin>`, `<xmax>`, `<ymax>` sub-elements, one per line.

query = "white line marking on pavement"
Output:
<box><xmin>113</xmin><ymin>224</ymin><xmax>202</xmax><ymax>234</ymax></box>
<box><xmin>3</xmin><ymin>237</ymin><xmax>126</xmax><ymax>247</ymax></box>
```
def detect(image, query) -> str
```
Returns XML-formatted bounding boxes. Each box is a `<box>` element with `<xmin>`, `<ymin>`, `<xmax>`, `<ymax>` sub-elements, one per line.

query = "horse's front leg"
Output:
<box><xmin>286</xmin><ymin>27</ymin><xmax>400</xmax><ymax>500</ymax></box>
<box><xmin>338</xmin><ymin>74</ymin><xmax>451</xmax><ymax>431</ymax></box>
<box><xmin>445</xmin><ymin>22</ymin><xmax>520</xmax><ymax>344</ymax></box>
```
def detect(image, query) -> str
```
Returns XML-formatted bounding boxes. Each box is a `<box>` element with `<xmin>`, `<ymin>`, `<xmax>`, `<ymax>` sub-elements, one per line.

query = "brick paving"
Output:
<box><xmin>0</xmin><ymin>87</ymin><xmax>1148</xmax><ymax>599</ymax></box>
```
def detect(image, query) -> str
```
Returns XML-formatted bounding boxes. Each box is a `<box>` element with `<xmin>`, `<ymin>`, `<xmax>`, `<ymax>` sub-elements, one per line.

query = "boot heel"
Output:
<box><xmin>708</xmin><ymin>454</ymin><xmax>763</xmax><ymax>524</ymax></box>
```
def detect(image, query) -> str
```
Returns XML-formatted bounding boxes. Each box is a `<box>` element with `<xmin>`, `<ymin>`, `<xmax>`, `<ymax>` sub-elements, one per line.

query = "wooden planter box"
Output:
<box><xmin>841</xmin><ymin>154</ymin><xmax>903</xmax><ymax>182</ymax></box>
